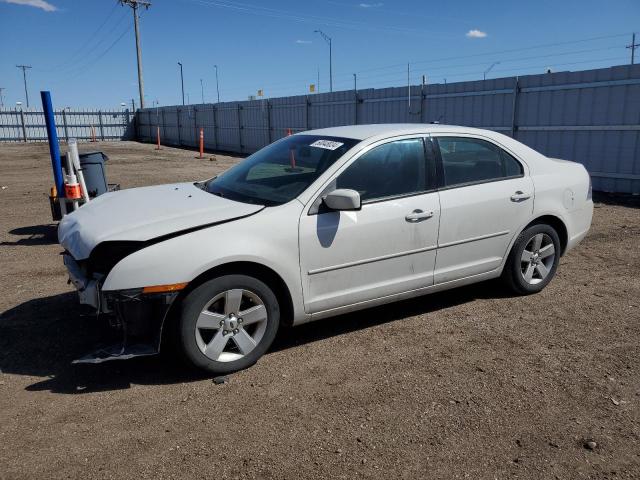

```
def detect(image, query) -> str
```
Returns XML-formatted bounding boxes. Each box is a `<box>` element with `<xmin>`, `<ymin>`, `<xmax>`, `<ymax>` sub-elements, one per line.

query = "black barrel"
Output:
<box><xmin>78</xmin><ymin>152</ymin><xmax>109</xmax><ymax>198</ymax></box>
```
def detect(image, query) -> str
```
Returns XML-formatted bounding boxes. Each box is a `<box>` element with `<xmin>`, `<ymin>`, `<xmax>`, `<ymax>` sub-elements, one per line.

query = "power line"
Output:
<box><xmin>39</xmin><ymin>3</ymin><xmax>123</xmax><ymax>72</ymax></box>
<box><xmin>186</xmin><ymin>0</ymin><xmax>457</xmax><ymax>39</ymax></box>
<box><xmin>216</xmin><ymin>42</ymin><xmax>627</xmax><ymax>97</ymax></box>
<box><xmin>355</xmin><ymin>32</ymin><xmax>631</xmax><ymax>74</ymax></box>
<box><xmin>43</xmin><ymin>23</ymin><xmax>134</xmax><ymax>88</ymax></box>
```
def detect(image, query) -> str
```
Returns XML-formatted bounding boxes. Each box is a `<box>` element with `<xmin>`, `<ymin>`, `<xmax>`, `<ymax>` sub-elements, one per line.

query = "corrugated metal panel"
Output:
<box><xmin>0</xmin><ymin>107</ymin><xmax>132</xmax><ymax>142</ymax></box>
<box><xmin>141</xmin><ymin>64</ymin><xmax>640</xmax><ymax>194</ymax></box>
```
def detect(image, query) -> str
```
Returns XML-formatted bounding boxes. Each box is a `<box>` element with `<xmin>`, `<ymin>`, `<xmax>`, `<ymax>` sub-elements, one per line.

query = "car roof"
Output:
<box><xmin>299</xmin><ymin>123</ymin><xmax>491</xmax><ymax>141</ymax></box>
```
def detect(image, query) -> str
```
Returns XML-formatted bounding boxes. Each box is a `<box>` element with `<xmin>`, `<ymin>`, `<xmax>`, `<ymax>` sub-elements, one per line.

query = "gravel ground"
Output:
<box><xmin>0</xmin><ymin>141</ymin><xmax>639</xmax><ymax>480</ymax></box>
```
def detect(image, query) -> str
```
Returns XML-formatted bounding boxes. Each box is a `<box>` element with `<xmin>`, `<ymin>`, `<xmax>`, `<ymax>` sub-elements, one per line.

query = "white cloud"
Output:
<box><xmin>295</xmin><ymin>39</ymin><xmax>312</xmax><ymax>44</ymax></box>
<box><xmin>2</xmin><ymin>0</ymin><xmax>57</xmax><ymax>11</ymax></box>
<box><xmin>359</xmin><ymin>2</ymin><xmax>383</xmax><ymax>7</ymax></box>
<box><xmin>466</xmin><ymin>29</ymin><xmax>487</xmax><ymax>38</ymax></box>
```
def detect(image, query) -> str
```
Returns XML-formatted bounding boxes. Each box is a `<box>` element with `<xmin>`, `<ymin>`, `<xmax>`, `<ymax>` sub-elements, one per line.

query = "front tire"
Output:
<box><xmin>502</xmin><ymin>224</ymin><xmax>560</xmax><ymax>295</ymax></box>
<box><xmin>179</xmin><ymin>275</ymin><xmax>280</xmax><ymax>374</ymax></box>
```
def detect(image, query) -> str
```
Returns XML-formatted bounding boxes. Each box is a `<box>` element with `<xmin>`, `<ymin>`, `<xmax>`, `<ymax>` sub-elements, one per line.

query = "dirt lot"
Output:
<box><xmin>0</xmin><ymin>141</ymin><xmax>639</xmax><ymax>479</ymax></box>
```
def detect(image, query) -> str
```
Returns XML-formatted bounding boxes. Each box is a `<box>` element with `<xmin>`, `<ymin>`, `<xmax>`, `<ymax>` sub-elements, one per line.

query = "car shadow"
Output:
<box><xmin>1</xmin><ymin>224</ymin><xmax>58</xmax><ymax>246</ymax></box>
<box><xmin>0</xmin><ymin>281</ymin><xmax>510</xmax><ymax>395</ymax></box>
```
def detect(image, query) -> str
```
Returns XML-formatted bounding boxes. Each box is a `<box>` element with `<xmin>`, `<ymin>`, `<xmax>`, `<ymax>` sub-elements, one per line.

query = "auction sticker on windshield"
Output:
<box><xmin>310</xmin><ymin>139</ymin><xmax>344</xmax><ymax>150</ymax></box>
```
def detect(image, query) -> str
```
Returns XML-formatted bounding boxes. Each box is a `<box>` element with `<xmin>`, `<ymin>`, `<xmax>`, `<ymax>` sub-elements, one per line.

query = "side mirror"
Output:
<box><xmin>323</xmin><ymin>189</ymin><xmax>361</xmax><ymax>211</ymax></box>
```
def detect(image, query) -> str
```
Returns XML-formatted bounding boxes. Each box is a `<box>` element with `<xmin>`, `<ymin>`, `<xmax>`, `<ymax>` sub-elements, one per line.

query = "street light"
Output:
<box><xmin>483</xmin><ymin>61</ymin><xmax>500</xmax><ymax>80</ymax></box>
<box><xmin>178</xmin><ymin>62</ymin><xmax>185</xmax><ymax>105</ymax></box>
<box><xmin>314</xmin><ymin>30</ymin><xmax>333</xmax><ymax>92</ymax></box>
<box><xmin>213</xmin><ymin>65</ymin><xmax>220</xmax><ymax>103</ymax></box>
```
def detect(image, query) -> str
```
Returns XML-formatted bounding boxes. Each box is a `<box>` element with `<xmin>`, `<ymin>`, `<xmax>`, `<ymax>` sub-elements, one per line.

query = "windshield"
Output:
<box><xmin>205</xmin><ymin>135</ymin><xmax>359</xmax><ymax>206</ymax></box>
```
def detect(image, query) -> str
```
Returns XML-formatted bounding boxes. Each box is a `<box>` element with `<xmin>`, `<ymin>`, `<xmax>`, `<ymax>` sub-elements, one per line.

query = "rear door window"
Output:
<box><xmin>436</xmin><ymin>137</ymin><xmax>523</xmax><ymax>188</ymax></box>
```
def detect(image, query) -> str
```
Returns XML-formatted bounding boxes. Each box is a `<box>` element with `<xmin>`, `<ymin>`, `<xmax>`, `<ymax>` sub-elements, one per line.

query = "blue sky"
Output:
<box><xmin>0</xmin><ymin>0</ymin><xmax>638</xmax><ymax>108</ymax></box>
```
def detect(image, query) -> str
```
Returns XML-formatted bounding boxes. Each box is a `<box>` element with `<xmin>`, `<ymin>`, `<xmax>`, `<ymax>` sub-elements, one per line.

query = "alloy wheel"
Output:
<box><xmin>194</xmin><ymin>289</ymin><xmax>268</xmax><ymax>362</ymax></box>
<box><xmin>520</xmin><ymin>233</ymin><xmax>556</xmax><ymax>285</ymax></box>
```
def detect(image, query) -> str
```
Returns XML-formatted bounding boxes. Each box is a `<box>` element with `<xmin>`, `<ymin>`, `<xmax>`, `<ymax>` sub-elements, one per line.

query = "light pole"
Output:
<box><xmin>200</xmin><ymin>78</ymin><xmax>204</xmax><ymax>104</ymax></box>
<box><xmin>213</xmin><ymin>65</ymin><xmax>220</xmax><ymax>103</ymax></box>
<box><xmin>178</xmin><ymin>62</ymin><xmax>185</xmax><ymax>105</ymax></box>
<box><xmin>314</xmin><ymin>30</ymin><xmax>332</xmax><ymax>92</ymax></box>
<box><xmin>483</xmin><ymin>61</ymin><xmax>500</xmax><ymax>80</ymax></box>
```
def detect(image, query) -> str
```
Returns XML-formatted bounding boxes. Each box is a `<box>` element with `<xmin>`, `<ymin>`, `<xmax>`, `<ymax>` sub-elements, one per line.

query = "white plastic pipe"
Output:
<box><xmin>68</xmin><ymin>138</ymin><xmax>90</xmax><ymax>203</ymax></box>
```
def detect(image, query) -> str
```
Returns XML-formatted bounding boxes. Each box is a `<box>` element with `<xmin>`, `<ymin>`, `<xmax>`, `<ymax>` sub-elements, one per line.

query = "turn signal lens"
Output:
<box><xmin>142</xmin><ymin>282</ymin><xmax>188</xmax><ymax>294</ymax></box>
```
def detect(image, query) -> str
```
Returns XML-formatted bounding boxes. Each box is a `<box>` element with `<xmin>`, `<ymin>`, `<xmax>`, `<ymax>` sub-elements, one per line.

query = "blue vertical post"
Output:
<box><xmin>41</xmin><ymin>91</ymin><xmax>64</xmax><ymax>198</ymax></box>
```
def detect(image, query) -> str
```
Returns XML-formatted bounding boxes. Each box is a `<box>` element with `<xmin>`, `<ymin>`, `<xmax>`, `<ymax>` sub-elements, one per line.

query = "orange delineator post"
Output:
<box><xmin>199</xmin><ymin>128</ymin><xmax>204</xmax><ymax>158</ymax></box>
<box><xmin>156</xmin><ymin>126</ymin><xmax>161</xmax><ymax>150</ymax></box>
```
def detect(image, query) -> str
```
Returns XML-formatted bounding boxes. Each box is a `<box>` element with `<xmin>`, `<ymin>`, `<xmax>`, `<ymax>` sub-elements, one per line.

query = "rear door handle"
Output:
<box><xmin>405</xmin><ymin>209</ymin><xmax>434</xmax><ymax>222</ymax></box>
<box><xmin>510</xmin><ymin>191</ymin><xmax>531</xmax><ymax>202</ymax></box>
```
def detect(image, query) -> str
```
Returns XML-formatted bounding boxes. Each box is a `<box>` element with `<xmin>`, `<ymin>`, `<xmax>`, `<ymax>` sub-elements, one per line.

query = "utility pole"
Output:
<box><xmin>16</xmin><ymin>65</ymin><xmax>32</xmax><ymax>107</ymax></box>
<box><xmin>200</xmin><ymin>78</ymin><xmax>204</xmax><ymax>104</ymax></box>
<box><xmin>314</xmin><ymin>30</ymin><xmax>332</xmax><ymax>92</ymax></box>
<box><xmin>119</xmin><ymin>0</ymin><xmax>151</xmax><ymax>109</ymax></box>
<box><xmin>353</xmin><ymin>73</ymin><xmax>357</xmax><ymax>92</ymax></box>
<box><xmin>213</xmin><ymin>65</ymin><xmax>220</xmax><ymax>103</ymax></box>
<box><xmin>317</xmin><ymin>67</ymin><xmax>320</xmax><ymax>93</ymax></box>
<box><xmin>627</xmin><ymin>33</ymin><xmax>639</xmax><ymax>65</ymax></box>
<box><xmin>0</xmin><ymin>87</ymin><xmax>5</xmax><ymax>108</ymax></box>
<box><xmin>178</xmin><ymin>62</ymin><xmax>185</xmax><ymax>105</ymax></box>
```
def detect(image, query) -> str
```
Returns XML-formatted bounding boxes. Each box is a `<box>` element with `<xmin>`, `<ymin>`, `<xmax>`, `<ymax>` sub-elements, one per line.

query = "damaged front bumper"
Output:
<box><xmin>63</xmin><ymin>253</ymin><xmax>179</xmax><ymax>364</ymax></box>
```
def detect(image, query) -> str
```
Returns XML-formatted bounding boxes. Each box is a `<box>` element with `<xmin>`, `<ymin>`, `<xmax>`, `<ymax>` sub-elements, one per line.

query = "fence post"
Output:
<box><xmin>420</xmin><ymin>75</ymin><xmax>426</xmax><ymax>123</ymax></box>
<box><xmin>177</xmin><ymin>107</ymin><xmax>182</xmax><ymax>146</ymax></box>
<box><xmin>353</xmin><ymin>91</ymin><xmax>358</xmax><ymax>125</ymax></box>
<box><xmin>194</xmin><ymin>106</ymin><xmax>198</xmax><ymax>147</ymax></box>
<box><xmin>62</xmin><ymin>109</ymin><xmax>69</xmax><ymax>142</ymax></box>
<box><xmin>98</xmin><ymin>110</ymin><xmax>105</xmax><ymax>140</ymax></box>
<box><xmin>305</xmin><ymin>96</ymin><xmax>311</xmax><ymax>130</ymax></box>
<box><xmin>161</xmin><ymin>108</ymin><xmax>166</xmax><ymax>144</ymax></box>
<box><xmin>124</xmin><ymin>108</ymin><xmax>131</xmax><ymax>140</ymax></box>
<box><xmin>266</xmin><ymin>100</ymin><xmax>272</xmax><ymax>144</ymax></box>
<box><xmin>510</xmin><ymin>76</ymin><xmax>520</xmax><ymax>139</ymax></box>
<box><xmin>212</xmin><ymin>105</ymin><xmax>218</xmax><ymax>149</ymax></box>
<box><xmin>20</xmin><ymin>109</ymin><xmax>27</xmax><ymax>142</ymax></box>
<box><xmin>237</xmin><ymin>103</ymin><xmax>243</xmax><ymax>153</ymax></box>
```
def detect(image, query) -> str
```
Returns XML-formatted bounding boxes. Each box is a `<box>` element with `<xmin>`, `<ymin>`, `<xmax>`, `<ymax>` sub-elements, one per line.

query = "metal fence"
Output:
<box><xmin>0</xmin><ymin>108</ymin><xmax>134</xmax><ymax>142</ymax></box>
<box><xmin>137</xmin><ymin>64</ymin><xmax>640</xmax><ymax>194</ymax></box>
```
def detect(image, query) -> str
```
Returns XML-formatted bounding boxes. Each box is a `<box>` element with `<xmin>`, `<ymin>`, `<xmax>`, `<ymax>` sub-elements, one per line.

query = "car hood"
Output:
<box><xmin>58</xmin><ymin>182</ymin><xmax>264</xmax><ymax>260</ymax></box>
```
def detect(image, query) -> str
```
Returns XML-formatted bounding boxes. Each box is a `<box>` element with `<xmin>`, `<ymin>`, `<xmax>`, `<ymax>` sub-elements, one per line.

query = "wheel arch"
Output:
<box><xmin>523</xmin><ymin>214</ymin><xmax>568</xmax><ymax>255</ymax></box>
<box><xmin>160</xmin><ymin>261</ymin><xmax>296</xmax><ymax>351</ymax></box>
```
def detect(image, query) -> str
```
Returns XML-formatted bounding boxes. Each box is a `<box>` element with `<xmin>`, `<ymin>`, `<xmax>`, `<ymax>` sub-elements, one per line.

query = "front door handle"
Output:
<box><xmin>405</xmin><ymin>209</ymin><xmax>434</xmax><ymax>223</ymax></box>
<box><xmin>510</xmin><ymin>191</ymin><xmax>531</xmax><ymax>202</ymax></box>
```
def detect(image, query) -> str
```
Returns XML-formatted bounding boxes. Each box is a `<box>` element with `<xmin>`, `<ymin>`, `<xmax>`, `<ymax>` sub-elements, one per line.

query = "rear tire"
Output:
<box><xmin>502</xmin><ymin>224</ymin><xmax>560</xmax><ymax>295</ymax></box>
<box><xmin>179</xmin><ymin>275</ymin><xmax>280</xmax><ymax>374</ymax></box>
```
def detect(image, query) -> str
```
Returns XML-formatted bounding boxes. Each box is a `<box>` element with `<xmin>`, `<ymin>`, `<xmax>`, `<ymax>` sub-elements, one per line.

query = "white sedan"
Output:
<box><xmin>58</xmin><ymin>124</ymin><xmax>593</xmax><ymax>373</ymax></box>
